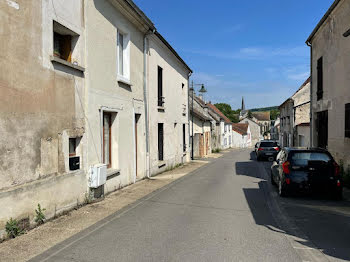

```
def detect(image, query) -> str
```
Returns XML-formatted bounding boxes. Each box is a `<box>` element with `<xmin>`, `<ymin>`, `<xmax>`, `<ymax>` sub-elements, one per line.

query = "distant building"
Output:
<box><xmin>239</xmin><ymin>118</ymin><xmax>261</xmax><ymax>145</ymax></box>
<box><xmin>232</xmin><ymin>123</ymin><xmax>252</xmax><ymax>148</ymax></box>
<box><xmin>279</xmin><ymin>77</ymin><xmax>311</xmax><ymax>148</ymax></box>
<box><xmin>251</xmin><ymin>112</ymin><xmax>271</xmax><ymax>137</ymax></box>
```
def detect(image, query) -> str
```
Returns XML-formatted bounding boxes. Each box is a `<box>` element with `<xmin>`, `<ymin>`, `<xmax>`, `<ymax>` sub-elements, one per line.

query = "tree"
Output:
<box><xmin>214</xmin><ymin>103</ymin><xmax>239</xmax><ymax>123</ymax></box>
<box><xmin>270</xmin><ymin>109</ymin><xmax>280</xmax><ymax>120</ymax></box>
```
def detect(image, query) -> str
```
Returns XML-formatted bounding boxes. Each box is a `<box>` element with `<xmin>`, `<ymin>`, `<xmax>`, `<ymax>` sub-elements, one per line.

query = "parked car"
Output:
<box><xmin>270</xmin><ymin>148</ymin><xmax>342</xmax><ymax>199</ymax></box>
<box><xmin>255</xmin><ymin>140</ymin><xmax>280</xmax><ymax>161</ymax></box>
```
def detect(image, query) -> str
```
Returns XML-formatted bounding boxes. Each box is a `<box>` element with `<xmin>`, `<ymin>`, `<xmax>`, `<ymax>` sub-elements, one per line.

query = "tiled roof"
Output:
<box><xmin>232</xmin><ymin>123</ymin><xmax>249</xmax><ymax>135</ymax></box>
<box><xmin>252</xmin><ymin>112</ymin><xmax>270</xmax><ymax>121</ymax></box>
<box><xmin>207</xmin><ymin>103</ymin><xmax>232</xmax><ymax>124</ymax></box>
<box><xmin>297</xmin><ymin>122</ymin><xmax>310</xmax><ymax>127</ymax></box>
<box><xmin>191</xmin><ymin>108</ymin><xmax>212</xmax><ymax>121</ymax></box>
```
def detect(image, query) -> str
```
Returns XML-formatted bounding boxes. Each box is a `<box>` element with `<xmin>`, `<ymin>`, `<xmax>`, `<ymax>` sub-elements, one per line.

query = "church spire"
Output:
<box><xmin>241</xmin><ymin>97</ymin><xmax>245</xmax><ymax>111</ymax></box>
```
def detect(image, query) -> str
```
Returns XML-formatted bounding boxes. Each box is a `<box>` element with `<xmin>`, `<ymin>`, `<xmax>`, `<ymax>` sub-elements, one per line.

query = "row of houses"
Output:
<box><xmin>279</xmin><ymin>0</ymin><xmax>350</xmax><ymax>170</ymax></box>
<box><xmin>0</xmin><ymin>0</ymin><xmax>194</xmax><ymax>236</ymax></box>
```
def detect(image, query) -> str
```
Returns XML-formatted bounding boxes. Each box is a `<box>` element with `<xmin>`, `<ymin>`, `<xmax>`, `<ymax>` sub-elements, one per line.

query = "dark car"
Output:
<box><xmin>270</xmin><ymin>148</ymin><xmax>342</xmax><ymax>199</ymax></box>
<box><xmin>256</xmin><ymin>140</ymin><xmax>280</xmax><ymax>161</ymax></box>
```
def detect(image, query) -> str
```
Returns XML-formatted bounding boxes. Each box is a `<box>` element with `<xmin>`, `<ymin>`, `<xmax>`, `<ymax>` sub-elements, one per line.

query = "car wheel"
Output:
<box><xmin>332</xmin><ymin>189</ymin><xmax>343</xmax><ymax>200</ymax></box>
<box><xmin>270</xmin><ymin>171</ymin><xmax>276</xmax><ymax>186</ymax></box>
<box><xmin>278</xmin><ymin>179</ymin><xmax>287</xmax><ymax>197</ymax></box>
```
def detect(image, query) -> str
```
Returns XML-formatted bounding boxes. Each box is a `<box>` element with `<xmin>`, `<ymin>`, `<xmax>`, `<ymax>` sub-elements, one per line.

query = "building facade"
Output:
<box><xmin>190</xmin><ymin>95</ymin><xmax>213</xmax><ymax>158</ymax></box>
<box><xmin>147</xmin><ymin>32</ymin><xmax>192</xmax><ymax>175</ymax></box>
<box><xmin>232</xmin><ymin>123</ymin><xmax>251</xmax><ymax>148</ymax></box>
<box><xmin>292</xmin><ymin>78</ymin><xmax>311</xmax><ymax>147</ymax></box>
<box><xmin>0</xmin><ymin>0</ymin><xmax>87</xmax><ymax>235</ymax></box>
<box><xmin>306</xmin><ymin>0</ymin><xmax>350</xmax><ymax>167</ymax></box>
<box><xmin>0</xmin><ymin>0</ymin><xmax>192</xmax><ymax>237</ymax></box>
<box><xmin>239</xmin><ymin>117</ymin><xmax>261</xmax><ymax>145</ymax></box>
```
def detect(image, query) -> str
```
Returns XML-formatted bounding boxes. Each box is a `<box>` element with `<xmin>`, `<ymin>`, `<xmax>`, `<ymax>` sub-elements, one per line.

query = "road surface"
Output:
<box><xmin>31</xmin><ymin>149</ymin><xmax>350</xmax><ymax>262</ymax></box>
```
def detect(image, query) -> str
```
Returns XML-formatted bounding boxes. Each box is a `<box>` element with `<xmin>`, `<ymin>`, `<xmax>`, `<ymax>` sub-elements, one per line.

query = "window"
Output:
<box><xmin>158</xmin><ymin>66</ymin><xmax>164</xmax><ymax>107</ymax></box>
<box><xmin>183</xmin><ymin>124</ymin><xmax>186</xmax><ymax>152</ymax></box>
<box><xmin>69</xmin><ymin>137</ymin><xmax>81</xmax><ymax>171</ymax></box>
<box><xmin>158</xmin><ymin>123</ymin><xmax>164</xmax><ymax>160</ymax></box>
<box><xmin>103</xmin><ymin>113</ymin><xmax>112</xmax><ymax>168</ymax></box>
<box><xmin>317</xmin><ymin>57</ymin><xmax>323</xmax><ymax>100</ymax></box>
<box><xmin>117</xmin><ymin>30</ymin><xmax>130</xmax><ymax>81</ymax></box>
<box><xmin>53</xmin><ymin>21</ymin><xmax>78</xmax><ymax>62</ymax></box>
<box><xmin>345</xmin><ymin>103</ymin><xmax>350</xmax><ymax>138</ymax></box>
<box><xmin>182</xmin><ymin>83</ymin><xmax>184</xmax><ymax>89</ymax></box>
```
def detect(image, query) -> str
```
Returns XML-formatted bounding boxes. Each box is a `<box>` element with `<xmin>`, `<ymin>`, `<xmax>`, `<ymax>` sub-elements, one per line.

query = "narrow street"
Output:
<box><xmin>28</xmin><ymin>149</ymin><xmax>350</xmax><ymax>262</ymax></box>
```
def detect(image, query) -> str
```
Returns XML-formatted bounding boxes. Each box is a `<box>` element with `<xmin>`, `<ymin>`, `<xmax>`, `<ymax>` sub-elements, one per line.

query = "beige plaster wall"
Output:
<box><xmin>85</xmin><ymin>0</ymin><xmax>147</xmax><ymax>190</ymax></box>
<box><xmin>310</xmin><ymin>0</ymin><xmax>350</xmax><ymax>165</ymax></box>
<box><xmin>148</xmin><ymin>34</ymin><xmax>190</xmax><ymax>175</ymax></box>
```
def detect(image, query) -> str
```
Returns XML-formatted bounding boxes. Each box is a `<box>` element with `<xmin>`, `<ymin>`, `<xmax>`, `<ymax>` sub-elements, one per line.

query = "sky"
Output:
<box><xmin>133</xmin><ymin>0</ymin><xmax>334</xmax><ymax>110</ymax></box>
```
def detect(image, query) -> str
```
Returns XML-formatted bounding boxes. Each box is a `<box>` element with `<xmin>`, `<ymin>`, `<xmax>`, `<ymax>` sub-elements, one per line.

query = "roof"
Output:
<box><xmin>306</xmin><ymin>0</ymin><xmax>342</xmax><ymax>44</ymax></box>
<box><xmin>292</xmin><ymin>76</ymin><xmax>311</xmax><ymax>97</ymax></box>
<box><xmin>232</xmin><ymin>123</ymin><xmax>249</xmax><ymax>135</ymax></box>
<box><xmin>252</xmin><ymin>112</ymin><xmax>270</xmax><ymax>121</ymax></box>
<box><xmin>112</xmin><ymin>0</ymin><xmax>192</xmax><ymax>74</ymax></box>
<box><xmin>207</xmin><ymin>103</ymin><xmax>232</xmax><ymax>124</ymax></box>
<box><xmin>193</xmin><ymin>95</ymin><xmax>206</xmax><ymax>107</ymax></box>
<box><xmin>191</xmin><ymin>108</ymin><xmax>212</xmax><ymax>121</ymax></box>
<box><xmin>279</xmin><ymin>98</ymin><xmax>293</xmax><ymax>109</ymax></box>
<box><xmin>239</xmin><ymin>117</ymin><xmax>260</xmax><ymax>126</ymax></box>
<box><xmin>154</xmin><ymin>31</ymin><xmax>193</xmax><ymax>73</ymax></box>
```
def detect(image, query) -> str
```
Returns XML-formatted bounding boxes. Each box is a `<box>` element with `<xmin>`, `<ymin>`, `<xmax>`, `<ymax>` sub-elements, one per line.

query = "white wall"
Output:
<box><xmin>148</xmin><ymin>34</ymin><xmax>190</xmax><ymax>175</ymax></box>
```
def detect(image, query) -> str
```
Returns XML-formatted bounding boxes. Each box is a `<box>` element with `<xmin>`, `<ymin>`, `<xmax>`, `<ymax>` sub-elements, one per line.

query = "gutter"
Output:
<box><xmin>143</xmin><ymin>29</ymin><xmax>155</xmax><ymax>178</ymax></box>
<box><xmin>306</xmin><ymin>0</ymin><xmax>341</xmax><ymax>44</ymax></box>
<box><xmin>307</xmin><ymin>41</ymin><xmax>313</xmax><ymax>147</ymax></box>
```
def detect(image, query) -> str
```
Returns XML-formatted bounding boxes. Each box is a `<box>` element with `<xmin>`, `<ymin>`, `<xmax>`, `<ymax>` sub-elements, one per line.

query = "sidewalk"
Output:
<box><xmin>0</xmin><ymin>159</ymin><xmax>211</xmax><ymax>262</ymax></box>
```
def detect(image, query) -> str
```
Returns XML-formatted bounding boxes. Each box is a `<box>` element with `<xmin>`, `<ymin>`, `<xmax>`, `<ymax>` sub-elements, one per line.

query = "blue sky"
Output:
<box><xmin>133</xmin><ymin>0</ymin><xmax>334</xmax><ymax>109</ymax></box>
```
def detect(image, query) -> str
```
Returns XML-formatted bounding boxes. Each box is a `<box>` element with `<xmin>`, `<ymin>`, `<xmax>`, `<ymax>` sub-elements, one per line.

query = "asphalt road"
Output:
<box><xmin>31</xmin><ymin>149</ymin><xmax>350</xmax><ymax>262</ymax></box>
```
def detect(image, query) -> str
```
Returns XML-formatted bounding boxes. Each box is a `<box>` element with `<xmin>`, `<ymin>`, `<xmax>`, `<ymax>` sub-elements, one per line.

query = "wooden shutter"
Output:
<box><xmin>158</xmin><ymin>66</ymin><xmax>163</xmax><ymax>106</ymax></box>
<box><xmin>158</xmin><ymin>123</ymin><xmax>164</xmax><ymax>160</ymax></box>
<box><xmin>317</xmin><ymin>57</ymin><xmax>323</xmax><ymax>100</ymax></box>
<box><xmin>183</xmin><ymin>124</ymin><xmax>186</xmax><ymax>152</ymax></box>
<box><xmin>345</xmin><ymin>104</ymin><xmax>350</xmax><ymax>138</ymax></box>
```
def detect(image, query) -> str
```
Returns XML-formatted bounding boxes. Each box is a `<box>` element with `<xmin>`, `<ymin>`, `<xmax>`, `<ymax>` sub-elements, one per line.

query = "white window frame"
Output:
<box><xmin>117</xmin><ymin>29</ymin><xmax>130</xmax><ymax>84</ymax></box>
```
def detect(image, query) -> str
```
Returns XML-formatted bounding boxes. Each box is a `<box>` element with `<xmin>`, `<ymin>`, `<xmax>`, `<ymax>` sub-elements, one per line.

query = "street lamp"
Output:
<box><xmin>190</xmin><ymin>81</ymin><xmax>205</xmax><ymax>160</ymax></box>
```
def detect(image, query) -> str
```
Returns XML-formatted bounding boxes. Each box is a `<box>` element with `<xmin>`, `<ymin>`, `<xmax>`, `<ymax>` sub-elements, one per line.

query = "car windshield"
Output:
<box><xmin>260</xmin><ymin>142</ymin><xmax>278</xmax><ymax>147</ymax></box>
<box><xmin>291</xmin><ymin>152</ymin><xmax>331</xmax><ymax>166</ymax></box>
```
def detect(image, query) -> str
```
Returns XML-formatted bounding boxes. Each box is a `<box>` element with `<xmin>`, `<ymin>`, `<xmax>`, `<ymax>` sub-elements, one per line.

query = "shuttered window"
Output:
<box><xmin>158</xmin><ymin>66</ymin><xmax>164</xmax><ymax>106</ymax></box>
<box><xmin>345</xmin><ymin>103</ymin><xmax>350</xmax><ymax>138</ymax></box>
<box><xmin>158</xmin><ymin>123</ymin><xmax>164</xmax><ymax>160</ymax></box>
<box><xmin>317</xmin><ymin>57</ymin><xmax>323</xmax><ymax>100</ymax></box>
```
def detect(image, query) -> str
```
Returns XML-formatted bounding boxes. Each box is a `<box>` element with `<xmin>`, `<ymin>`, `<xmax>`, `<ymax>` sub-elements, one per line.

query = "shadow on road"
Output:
<box><xmin>236</xmin><ymin>158</ymin><xmax>350</xmax><ymax>261</ymax></box>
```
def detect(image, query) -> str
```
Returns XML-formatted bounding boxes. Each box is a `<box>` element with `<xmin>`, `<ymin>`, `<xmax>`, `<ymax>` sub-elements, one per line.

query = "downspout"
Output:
<box><xmin>307</xmin><ymin>41</ymin><xmax>313</xmax><ymax>147</ymax></box>
<box><xmin>187</xmin><ymin>72</ymin><xmax>192</xmax><ymax>160</ymax></box>
<box><xmin>143</xmin><ymin>29</ymin><xmax>155</xmax><ymax>178</ymax></box>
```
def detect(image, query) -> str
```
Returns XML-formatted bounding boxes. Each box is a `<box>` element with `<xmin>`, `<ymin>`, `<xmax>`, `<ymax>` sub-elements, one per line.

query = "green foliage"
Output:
<box><xmin>5</xmin><ymin>218</ymin><xmax>23</xmax><ymax>238</ymax></box>
<box><xmin>214</xmin><ymin>103</ymin><xmax>240</xmax><ymax>123</ymax></box>
<box><xmin>213</xmin><ymin>148</ymin><xmax>221</xmax><ymax>153</ymax></box>
<box><xmin>35</xmin><ymin>204</ymin><xmax>46</xmax><ymax>225</ymax></box>
<box><xmin>270</xmin><ymin>109</ymin><xmax>280</xmax><ymax>120</ymax></box>
<box><xmin>250</xmin><ymin>106</ymin><xmax>278</xmax><ymax>112</ymax></box>
<box><xmin>247</xmin><ymin>110</ymin><xmax>253</xmax><ymax>119</ymax></box>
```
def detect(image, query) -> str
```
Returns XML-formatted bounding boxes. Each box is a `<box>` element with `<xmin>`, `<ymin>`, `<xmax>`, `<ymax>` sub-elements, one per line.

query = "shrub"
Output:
<box><xmin>5</xmin><ymin>218</ymin><xmax>23</xmax><ymax>238</ymax></box>
<box><xmin>35</xmin><ymin>204</ymin><xmax>46</xmax><ymax>225</ymax></box>
<box><xmin>213</xmin><ymin>148</ymin><xmax>221</xmax><ymax>153</ymax></box>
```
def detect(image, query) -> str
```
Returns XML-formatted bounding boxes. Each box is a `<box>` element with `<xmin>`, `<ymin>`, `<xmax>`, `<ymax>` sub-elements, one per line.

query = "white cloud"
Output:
<box><xmin>183</xmin><ymin>46</ymin><xmax>309</xmax><ymax>61</ymax></box>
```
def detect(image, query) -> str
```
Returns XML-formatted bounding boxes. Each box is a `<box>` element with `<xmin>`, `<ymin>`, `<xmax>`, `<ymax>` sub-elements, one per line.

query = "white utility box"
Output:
<box><xmin>89</xmin><ymin>164</ymin><xmax>107</xmax><ymax>188</ymax></box>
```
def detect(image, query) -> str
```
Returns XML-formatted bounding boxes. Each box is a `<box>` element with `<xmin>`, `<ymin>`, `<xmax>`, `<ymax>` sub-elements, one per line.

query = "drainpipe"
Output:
<box><xmin>307</xmin><ymin>41</ymin><xmax>313</xmax><ymax>147</ymax></box>
<box><xmin>188</xmin><ymin>72</ymin><xmax>192</xmax><ymax>160</ymax></box>
<box><xmin>143</xmin><ymin>29</ymin><xmax>155</xmax><ymax>178</ymax></box>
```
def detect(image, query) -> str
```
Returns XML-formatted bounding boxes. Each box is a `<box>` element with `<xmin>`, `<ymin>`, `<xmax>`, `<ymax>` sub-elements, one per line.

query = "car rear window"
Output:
<box><xmin>291</xmin><ymin>152</ymin><xmax>331</xmax><ymax>166</ymax></box>
<box><xmin>260</xmin><ymin>142</ymin><xmax>278</xmax><ymax>147</ymax></box>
